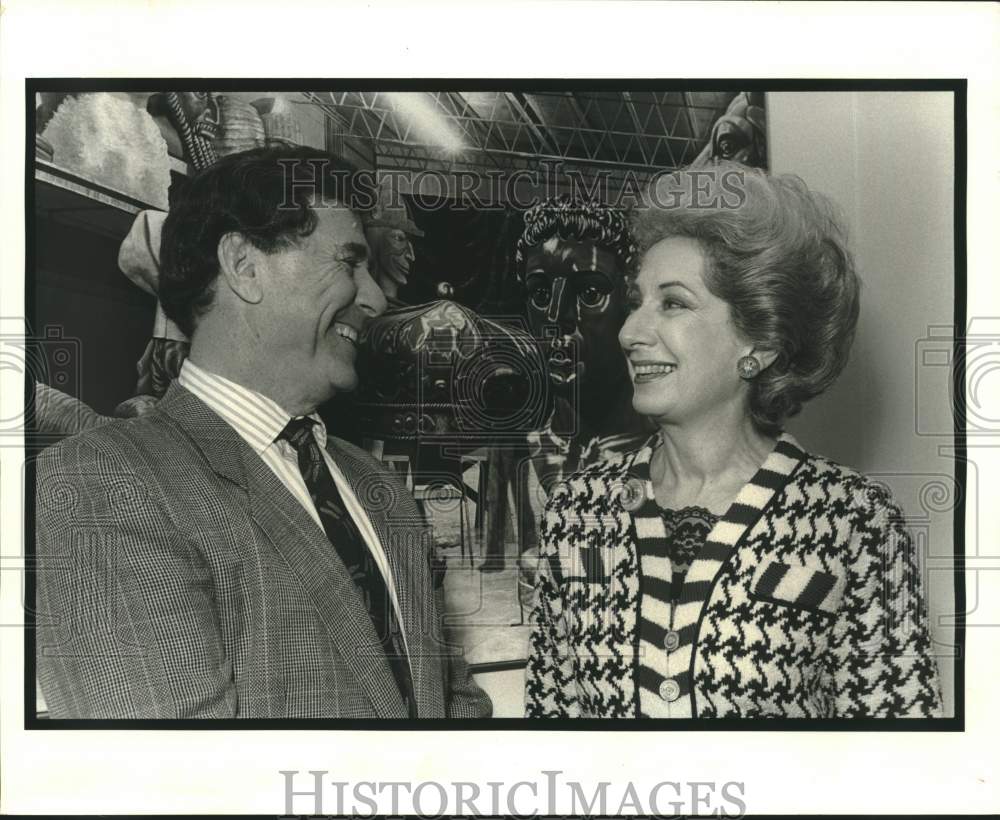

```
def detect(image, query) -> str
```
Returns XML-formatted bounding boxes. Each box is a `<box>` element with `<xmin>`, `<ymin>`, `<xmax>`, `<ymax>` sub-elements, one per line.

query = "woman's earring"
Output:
<box><xmin>737</xmin><ymin>354</ymin><xmax>761</xmax><ymax>380</ymax></box>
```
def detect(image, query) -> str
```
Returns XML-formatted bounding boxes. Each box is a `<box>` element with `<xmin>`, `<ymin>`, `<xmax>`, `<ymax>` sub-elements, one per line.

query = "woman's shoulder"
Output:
<box><xmin>792</xmin><ymin>448</ymin><xmax>903</xmax><ymax>516</ymax></box>
<box><xmin>545</xmin><ymin>434</ymin><xmax>654</xmax><ymax>512</ymax></box>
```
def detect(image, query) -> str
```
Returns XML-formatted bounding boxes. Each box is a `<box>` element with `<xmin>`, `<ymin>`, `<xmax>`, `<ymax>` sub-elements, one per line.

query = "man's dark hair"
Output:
<box><xmin>159</xmin><ymin>146</ymin><xmax>369</xmax><ymax>338</ymax></box>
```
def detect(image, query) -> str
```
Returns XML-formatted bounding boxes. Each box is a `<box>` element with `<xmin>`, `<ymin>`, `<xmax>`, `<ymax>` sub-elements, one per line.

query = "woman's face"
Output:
<box><xmin>619</xmin><ymin>236</ymin><xmax>750</xmax><ymax>425</ymax></box>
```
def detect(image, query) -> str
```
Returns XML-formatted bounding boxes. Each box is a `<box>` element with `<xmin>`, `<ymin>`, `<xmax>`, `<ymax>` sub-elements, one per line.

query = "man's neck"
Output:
<box><xmin>188</xmin><ymin>335</ymin><xmax>321</xmax><ymax>418</ymax></box>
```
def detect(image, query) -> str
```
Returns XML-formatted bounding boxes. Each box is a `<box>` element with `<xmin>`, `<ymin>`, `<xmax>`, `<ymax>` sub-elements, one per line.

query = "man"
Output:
<box><xmin>34</xmin><ymin>147</ymin><xmax>491</xmax><ymax>719</ymax></box>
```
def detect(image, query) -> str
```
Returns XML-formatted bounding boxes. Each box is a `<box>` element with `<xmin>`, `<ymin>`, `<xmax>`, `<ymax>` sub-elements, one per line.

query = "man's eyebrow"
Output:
<box><xmin>339</xmin><ymin>242</ymin><xmax>369</xmax><ymax>260</ymax></box>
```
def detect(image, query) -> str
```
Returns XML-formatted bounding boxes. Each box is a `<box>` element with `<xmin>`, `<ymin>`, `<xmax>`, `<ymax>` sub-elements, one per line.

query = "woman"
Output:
<box><xmin>525</xmin><ymin>163</ymin><xmax>943</xmax><ymax>719</ymax></box>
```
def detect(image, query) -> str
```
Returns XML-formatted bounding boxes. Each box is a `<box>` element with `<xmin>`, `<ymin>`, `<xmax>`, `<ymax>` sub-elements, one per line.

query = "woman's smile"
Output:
<box><xmin>630</xmin><ymin>359</ymin><xmax>677</xmax><ymax>383</ymax></box>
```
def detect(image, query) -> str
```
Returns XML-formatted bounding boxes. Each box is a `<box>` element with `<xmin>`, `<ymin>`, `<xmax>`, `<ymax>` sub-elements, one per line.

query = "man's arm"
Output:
<box><xmin>432</xmin><ymin>584</ymin><xmax>492</xmax><ymax>719</ymax></box>
<box><xmin>35</xmin><ymin>433</ymin><xmax>237</xmax><ymax>718</ymax></box>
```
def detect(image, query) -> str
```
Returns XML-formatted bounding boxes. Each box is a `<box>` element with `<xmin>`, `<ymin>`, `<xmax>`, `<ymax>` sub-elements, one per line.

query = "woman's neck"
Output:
<box><xmin>651</xmin><ymin>410</ymin><xmax>776</xmax><ymax>515</ymax></box>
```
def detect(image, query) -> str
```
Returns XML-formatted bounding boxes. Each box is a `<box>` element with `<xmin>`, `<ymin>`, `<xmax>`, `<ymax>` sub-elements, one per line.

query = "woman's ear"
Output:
<box><xmin>752</xmin><ymin>346</ymin><xmax>779</xmax><ymax>371</ymax></box>
<box><xmin>217</xmin><ymin>233</ymin><xmax>263</xmax><ymax>304</ymax></box>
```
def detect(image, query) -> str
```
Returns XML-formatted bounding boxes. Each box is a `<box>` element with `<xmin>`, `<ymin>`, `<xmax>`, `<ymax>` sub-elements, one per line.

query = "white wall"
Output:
<box><xmin>769</xmin><ymin>92</ymin><xmax>957</xmax><ymax>714</ymax></box>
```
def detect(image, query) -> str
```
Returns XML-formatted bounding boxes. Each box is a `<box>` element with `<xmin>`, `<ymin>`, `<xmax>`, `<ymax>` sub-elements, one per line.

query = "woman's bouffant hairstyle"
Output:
<box><xmin>515</xmin><ymin>195</ymin><xmax>637</xmax><ymax>276</ymax></box>
<box><xmin>631</xmin><ymin>162</ymin><xmax>860</xmax><ymax>436</ymax></box>
<box><xmin>160</xmin><ymin>146</ymin><xmax>365</xmax><ymax>338</ymax></box>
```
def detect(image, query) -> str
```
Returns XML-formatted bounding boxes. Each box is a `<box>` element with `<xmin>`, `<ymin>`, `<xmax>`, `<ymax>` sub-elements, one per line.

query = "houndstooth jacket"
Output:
<box><xmin>525</xmin><ymin>433</ymin><xmax>944</xmax><ymax>719</ymax></box>
<box><xmin>35</xmin><ymin>382</ymin><xmax>491</xmax><ymax>719</ymax></box>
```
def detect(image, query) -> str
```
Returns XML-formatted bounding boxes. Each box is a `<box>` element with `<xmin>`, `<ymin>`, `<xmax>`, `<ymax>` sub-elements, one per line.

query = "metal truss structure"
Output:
<box><xmin>299</xmin><ymin>90</ymin><xmax>738</xmax><ymax>193</ymax></box>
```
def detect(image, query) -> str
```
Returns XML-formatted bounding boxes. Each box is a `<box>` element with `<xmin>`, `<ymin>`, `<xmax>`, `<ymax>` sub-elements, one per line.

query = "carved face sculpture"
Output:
<box><xmin>522</xmin><ymin>236</ymin><xmax>630</xmax><ymax>398</ymax></box>
<box><xmin>176</xmin><ymin>91</ymin><xmax>219</xmax><ymax>140</ymax></box>
<box><xmin>694</xmin><ymin>91</ymin><xmax>767</xmax><ymax>169</ymax></box>
<box><xmin>366</xmin><ymin>225</ymin><xmax>416</xmax><ymax>299</ymax></box>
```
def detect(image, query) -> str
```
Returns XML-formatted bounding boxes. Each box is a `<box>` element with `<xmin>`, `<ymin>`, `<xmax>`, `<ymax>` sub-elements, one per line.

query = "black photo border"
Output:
<box><xmin>23</xmin><ymin>77</ymin><xmax>967</xmax><ymax>732</ymax></box>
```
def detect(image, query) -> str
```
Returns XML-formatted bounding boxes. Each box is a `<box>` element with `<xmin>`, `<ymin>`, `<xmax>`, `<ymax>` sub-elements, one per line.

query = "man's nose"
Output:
<box><xmin>545</xmin><ymin>277</ymin><xmax>574</xmax><ymax>333</ymax></box>
<box><xmin>356</xmin><ymin>265</ymin><xmax>388</xmax><ymax>319</ymax></box>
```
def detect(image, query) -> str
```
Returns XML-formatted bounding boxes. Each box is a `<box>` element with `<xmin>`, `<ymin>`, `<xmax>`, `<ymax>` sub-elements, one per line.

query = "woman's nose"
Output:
<box><xmin>618</xmin><ymin>307</ymin><xmax>647</xmax><ymax>349</ymax></box>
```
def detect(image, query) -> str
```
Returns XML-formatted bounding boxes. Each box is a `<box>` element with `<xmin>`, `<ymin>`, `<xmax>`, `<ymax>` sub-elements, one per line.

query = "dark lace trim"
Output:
<box><xmin>658</xmin><ymin>505</ymin><xmax>718</xmax><ymax>600</ymax></box>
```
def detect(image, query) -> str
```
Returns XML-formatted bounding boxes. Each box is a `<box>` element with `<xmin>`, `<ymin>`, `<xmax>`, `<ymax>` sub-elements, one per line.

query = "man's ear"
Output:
<box><xmin>217</xmin><ymin>233</ymin><xmax>263</xmax><ymax>304</ymax></box>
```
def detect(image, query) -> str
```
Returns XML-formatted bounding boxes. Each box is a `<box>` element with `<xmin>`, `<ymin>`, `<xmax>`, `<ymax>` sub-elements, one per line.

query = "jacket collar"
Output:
<box><xmin>155</xmin><ymin>381</ymin><xmax>411</xmax><ymax>717</ymax></box>
<box><xmin>618</xmin><ymin>431</ymin><xmax>806</xmax><ymax>513</ymax></box>
<box><xmin>155</xmin><ymin>380</ymin><xmax>246</xmax><ymax>485</ymax></box>
<box><xmin>621</xmin><ymin>430</ymin><xmax>808</xmax><ymax>630</ymax></box>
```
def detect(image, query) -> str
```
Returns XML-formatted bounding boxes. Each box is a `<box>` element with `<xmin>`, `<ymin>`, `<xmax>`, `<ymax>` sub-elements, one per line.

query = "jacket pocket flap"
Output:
<box><xmin>750</xmin><ymin>557</ymin><xmax>844</xmax><ymax>614</ymax></box>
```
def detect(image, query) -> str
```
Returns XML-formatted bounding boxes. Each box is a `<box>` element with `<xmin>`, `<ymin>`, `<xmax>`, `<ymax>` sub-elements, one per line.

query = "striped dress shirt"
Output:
<box><xmin>177</xmin><ymin>359</ymin><xmax>407</xmax><ymax>642</ymax></box>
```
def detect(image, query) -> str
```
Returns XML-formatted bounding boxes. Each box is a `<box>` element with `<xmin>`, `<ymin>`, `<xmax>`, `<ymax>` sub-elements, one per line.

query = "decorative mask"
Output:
<box><xmin>147</xmin><ymin>91</ymin><xmax>219</xmax><ymax>170</ymax></box>
<box><xmin>516</xmin><ymin>198</ymin><xmax>636</xmax><ymax>405</ymax></box>
<box><xmin>692</xmin><ymin>91</ymin><xmax>767</xmax><ymax>168</ymax></box>
<box><xmin>364</xmin><ymin>187</ymin><xmax>424</xmax><ymax>302</ymax></box>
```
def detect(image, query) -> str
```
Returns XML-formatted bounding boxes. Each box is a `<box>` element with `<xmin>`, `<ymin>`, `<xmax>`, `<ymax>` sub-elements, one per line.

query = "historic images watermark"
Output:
<box><xmin>278</xmin><ymin>159</ymin><xmax>750</xmax><ymax>213</ymax></box>
<box><xmin>280</xmin><ymin>769</ymin><xmax>747</xmax><ymax>817</ymax></box>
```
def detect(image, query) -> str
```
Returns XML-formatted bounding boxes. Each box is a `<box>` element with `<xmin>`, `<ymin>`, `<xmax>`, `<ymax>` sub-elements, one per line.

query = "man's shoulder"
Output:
<box><xmin>39</xmin><ymin>411</ymin><xmax>172</xmax><ymax>468</ymax></box>
<box><xmin>325</xmin><ymin>436</ymin><xmax>420</xmax><ymax>515</ymax></box>
<box><xmin>326</xmin><ymin>435</ymin><xmax>387</xmax><ymax>475</ymax></box>
<box><xmin>36</xmin><ymin>404</ymin><xmax>211</xmax><ymax>497</ymax></box>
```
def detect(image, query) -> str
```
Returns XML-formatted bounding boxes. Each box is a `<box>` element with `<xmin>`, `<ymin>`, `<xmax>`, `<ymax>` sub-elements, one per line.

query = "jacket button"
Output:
<box><xmin>619</xmin><ymin>478</ymin><xmax>646</xmax><ymax>512</ymax></box>
<box><xmin>658</xmin><ymin>678</ymin><xmax>681</xmax><ymax>702</ymax></box>
<box><xmin>663</xmin><ymin>630</ymin><xmax>680</xmax><ymax>651</ymax></box>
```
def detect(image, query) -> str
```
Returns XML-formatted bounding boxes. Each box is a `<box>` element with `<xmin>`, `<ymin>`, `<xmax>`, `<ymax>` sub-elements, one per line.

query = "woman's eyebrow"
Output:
<box><xmin>657</xmin><ymin>280</ymin><xmax>696</xmax><ymax>295</ymax></box>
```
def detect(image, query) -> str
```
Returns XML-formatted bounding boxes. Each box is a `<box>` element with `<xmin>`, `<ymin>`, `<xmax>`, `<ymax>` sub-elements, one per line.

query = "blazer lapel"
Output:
<box><xmin>617</xmin><ymin>431</ymin><xmax>807</xmax><ymax>717</ymax></box>
<box><xmin>242</xmin><ymin>449</ymin><xmax>406</xmax><ymax>718</ymax></box>
<box><xmin>326</xmin><ymin>439</ymin><xmax>435</xmax><ymax>715</ymax></box>
<box><xmin>157</xmin><ymin>382</ymin><xmax>404</xmax><ymax>718</ymax></box>
<box><xmin>678</xmin><ymin>433</ymin><xmax>808</xmax><ymax>619</ymax></box>
<box><xmin>671</xmin><ymin>434</ymin><xmax>806</xmax><ymax>716</ymax></box>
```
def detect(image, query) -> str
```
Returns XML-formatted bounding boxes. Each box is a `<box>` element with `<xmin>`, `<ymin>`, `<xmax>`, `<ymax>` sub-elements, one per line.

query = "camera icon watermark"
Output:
<box><xmin>410</xmin><ymin>314</ymin><xmax>552</xmax><ymax>443</ymax></box>
<box><xmin>0</xmin><ymin>318</ymin><xmax>83</xmax><ymax>444</ymax></box>
<box><xmin>916</xmin><ymin>318</ymin><xmax>1000</xmax><ymax>438</ymax></box>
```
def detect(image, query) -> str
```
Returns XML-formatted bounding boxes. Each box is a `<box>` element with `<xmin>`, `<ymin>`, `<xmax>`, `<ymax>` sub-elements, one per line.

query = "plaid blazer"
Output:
<box><xmin>35</xmin><ymin>383</ymin><xmax>491</xmax><ymax>719</ymax></box>
<box><xmin>526</xmin><ymin>434</ymin><xmax>944</xmax><ymax>719</ymax></box>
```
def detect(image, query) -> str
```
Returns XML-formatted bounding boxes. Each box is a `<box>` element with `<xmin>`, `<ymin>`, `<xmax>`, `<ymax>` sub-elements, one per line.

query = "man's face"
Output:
<box><xmin>367</xmin><ymin>226</ymin><xmax>415</xmax><ymax>291</ymax></box>
<box><xmin>252</xmin><ymin>204</ymin><xmax>387</xmax><ymax>407</ymax></box>
<box><xmin>522</xmin><ymin>236</ymin><xmax>629</xmax><ymax>396</ymax></box>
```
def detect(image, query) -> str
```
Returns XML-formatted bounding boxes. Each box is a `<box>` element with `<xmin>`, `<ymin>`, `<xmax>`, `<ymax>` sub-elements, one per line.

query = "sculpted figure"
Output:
<box><xmin>364</xmin><ymin>188</ymin><xmax>423</xmax><ymax>306</ymax></box>
<box><xmin>692</xmin><ymin>91</ymin><xmax>767</xmax><ymax>169</ymax></box>
<box><xmin>516</xmin><ymin>196</ymin><xmax>650</xmax><ymax>489</ymax></box>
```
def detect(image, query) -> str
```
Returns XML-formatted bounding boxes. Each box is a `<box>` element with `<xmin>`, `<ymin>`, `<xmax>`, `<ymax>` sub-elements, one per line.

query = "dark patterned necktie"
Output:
<box><xmin>279</xmin><ymin>417</ymin><xmax>415</xmax><ymax>716</ymax></box>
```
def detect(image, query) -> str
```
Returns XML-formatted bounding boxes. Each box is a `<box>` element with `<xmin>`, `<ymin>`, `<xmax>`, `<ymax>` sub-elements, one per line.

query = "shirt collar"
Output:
<box><xmin>177</xmin><ymin>359</ymin><xmax>327</xmax><ymax>454</ymax></box>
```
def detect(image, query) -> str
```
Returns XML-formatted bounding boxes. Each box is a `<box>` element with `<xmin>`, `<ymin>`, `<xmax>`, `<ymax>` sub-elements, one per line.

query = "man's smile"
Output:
<box><xmin>332</xmin><ymin>322</ymin><xmax>359</xmax><ymax>344</ymax></box>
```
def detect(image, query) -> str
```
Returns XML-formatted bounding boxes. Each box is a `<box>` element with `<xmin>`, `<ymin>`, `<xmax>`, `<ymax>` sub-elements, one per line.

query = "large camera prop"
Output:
<box><xmin>354</xmin><ymin>300</ymin><xmax>551</xmax><ymax>444</ymax></box>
